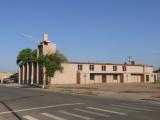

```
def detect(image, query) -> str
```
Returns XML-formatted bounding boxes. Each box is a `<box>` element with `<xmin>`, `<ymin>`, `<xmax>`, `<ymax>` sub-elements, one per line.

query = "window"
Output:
<box><xmin>102</xmin><ymin>65</ymin><xmax>106</xmax><ymax>71</ymax></box>
<box><xmin>78</xmin><ymin>64</ymin><xmax>83</xmax><ymax>71</ymax></box>
<box><xmin>146</xmin><ymin>75</ymin><xmax>149</xmax><ymax>82</ymax></box>
<box><xmin>113</xmin><ymin>66</ymin><xmax>117</xmax><ymax>71</ymax></box>
<box><xmin>90</xmin><ymin>74</ymin><xmax>95</xmax><ymax>80</ymax></box>
<box><xmin>122</xmin><ymin>66</ymin><xmax>127</xmax><ymax>71</ymax></box>
<box><xmin>90</xmin><ymin>65</ymin><xmax>94</xmax><ymax>71</ymax></box>
<box><xmin>113</xmin><ymin>74</ymin><xmax>118</xmax><ymax>80</ymax></box>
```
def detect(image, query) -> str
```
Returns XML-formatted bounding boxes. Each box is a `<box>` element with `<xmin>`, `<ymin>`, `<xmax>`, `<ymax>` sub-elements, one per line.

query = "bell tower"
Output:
<box><xmin>37</xmin><ymin>34</ymin><xmax>57</xmax><ymax>56</ymax></box>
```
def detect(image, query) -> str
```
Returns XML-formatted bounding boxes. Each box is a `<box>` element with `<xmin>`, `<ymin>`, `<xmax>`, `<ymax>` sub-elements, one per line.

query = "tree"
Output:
<box><xmin>32</xmin><ymin>49</ymin><xmax>38</xmax><ymax>61</ymax></box>
<box><xmin>38</xmin><ymin>51</ymin><xmax>68</xmax><ymax>87</ymax></box>
<box><xmin>16</xmin><ymin>48</ymin><xmax>33</xmax><ymax>65</ymax></box>
<box><xmin>17</xmin><ymin>48</ymin><xmax>67</xmax><ymax>88</ymax></box>
<box><xmin>44</xmin><ymin>51</ymin><xmax>67</xmax><ymax>77</ymax></box>
<box><xmin>154</xmin><ymin>67</ymin><xmax>160</xmax><ymax>73</ymax></box>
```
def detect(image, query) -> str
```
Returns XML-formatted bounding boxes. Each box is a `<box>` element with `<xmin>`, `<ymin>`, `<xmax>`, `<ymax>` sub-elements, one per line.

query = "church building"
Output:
<box><xmin>18</xmin><ymin>34</ymin><xmax>157</xmax><ymax>86</ymax></box>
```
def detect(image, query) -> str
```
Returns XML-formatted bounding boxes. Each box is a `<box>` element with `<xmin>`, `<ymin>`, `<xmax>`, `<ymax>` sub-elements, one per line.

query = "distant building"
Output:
<box><xmin>0</xmin><ymin>72</ymin><xmax>13</xmax><ymax>83</ymax></box>
<box><xmin>18</xmin><ymin>34</ymin><xmax>157</xmax><ymax>85</ymax></box>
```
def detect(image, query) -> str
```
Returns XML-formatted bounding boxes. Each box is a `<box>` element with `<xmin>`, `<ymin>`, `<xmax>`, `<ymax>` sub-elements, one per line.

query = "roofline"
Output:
<box><xmin>67</xmin><ymin>61</ymin><xmax>153</xmax><ymax>67</ymax></box>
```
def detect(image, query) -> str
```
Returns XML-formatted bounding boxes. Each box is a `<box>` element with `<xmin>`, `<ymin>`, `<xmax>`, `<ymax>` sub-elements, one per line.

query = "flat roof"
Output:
<box><xmin>67</xmin><ymin>61</ymin><xmax>153</xmax><ymax>67</ymax></box>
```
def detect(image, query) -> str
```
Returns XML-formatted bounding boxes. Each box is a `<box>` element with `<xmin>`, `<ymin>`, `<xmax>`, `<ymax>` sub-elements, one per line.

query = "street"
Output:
<box><xmin>0</xmin><ymin>86</ymin><xmax>160</xmax><ymax>120</ymax></box>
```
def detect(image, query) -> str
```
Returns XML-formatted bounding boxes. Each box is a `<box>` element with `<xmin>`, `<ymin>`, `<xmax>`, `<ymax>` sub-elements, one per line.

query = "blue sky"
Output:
<box><xmin>0</xmin><ymin>0</ymin><xmax>160</xmax><ymax>72</ymax></box>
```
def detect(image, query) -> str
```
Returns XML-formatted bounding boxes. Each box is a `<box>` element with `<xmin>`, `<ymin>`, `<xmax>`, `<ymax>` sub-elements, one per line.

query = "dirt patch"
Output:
<box><xmin>49</xmin><ymin>83</ymin><xmax>160</xmax><ymax>101</ymax></box>
<box><xmin>141</xmin><ymin>98</ymin><xmax>160</xmax><ymax>103</ymax></box>
<box><xmin>56</xmin><ymin>86</ymin><xmax>98</xmax><ymax>90</ymax></box>
<box><xmin>120</xmin><ymin>91</ymin><xmax>154</xmax><ymax>94</ymax></box>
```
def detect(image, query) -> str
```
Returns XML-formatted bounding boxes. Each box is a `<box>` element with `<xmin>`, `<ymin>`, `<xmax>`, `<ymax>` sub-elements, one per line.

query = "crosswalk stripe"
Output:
<box><xmin>59</xmin><ymin>111</ymin><xmax>93</xmax><ymax>120</ymax></box>
<box><xmin>41</xmin><ymin>113</ymin><xmax>67</xmax><ymax>120</ymax></box>
<box><xmin>74</xmin><ymin>108</ymin><xmax>110</xmax><ymax>117</ymax></box>
<box><xmin>111</xmin><ymin>104</ymin><xmax>153</xmax><ymax>111</ymax></box>
<box><xmin>87</xmin><ymin>107</ymin><xmax>127</xmax><ymax>116</ymax></box>
<box><xmin>23</xmin><ymin>115</ymin><xmax>39</xmax><ymax>120</ymax></box>
<box><xmin>0</xmin><ymin>103</ymin><xmax>84</xmax><ymax>115</ymax></box>
<box><xmin>107</xmin><ymin>106</ymin><xmax>133</xmax><ymax>112</ymax></box>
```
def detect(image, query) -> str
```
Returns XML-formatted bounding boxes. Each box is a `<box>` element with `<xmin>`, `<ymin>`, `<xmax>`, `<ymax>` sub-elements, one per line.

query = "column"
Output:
<box><xmin>43</xmin><ymin>66</ymin><xmax>46</xmax><ymax>88</ymax></box>
<box><xmin>36</xmin><ymin>62</ymin><xmax>39</xmax><ymax>84</ymax></box>
<box><xmin>18</xmin><ymin>66</ymin><xmax>21</xmax><ymax>84</ymax></box>
<box><xmin>31</xmin><ymin>62</ymin><xmax>34</xmax><ymax>85</ymax></box>
<box><xmin>22</xmin><ymin>64</ymin><xmax>25</xmax><ymax>84</ymax></box>
<box><xmin>27</xmin><ymin>62</ymin><xmax>29</xmax><ymax>84</ymax></box>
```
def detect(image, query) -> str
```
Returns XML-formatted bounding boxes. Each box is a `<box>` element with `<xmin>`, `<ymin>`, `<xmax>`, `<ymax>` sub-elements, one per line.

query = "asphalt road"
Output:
<box><xmin>0</xmin><ymin>86</ymin><xmax>160</xmax><ymax>120</ymax></box>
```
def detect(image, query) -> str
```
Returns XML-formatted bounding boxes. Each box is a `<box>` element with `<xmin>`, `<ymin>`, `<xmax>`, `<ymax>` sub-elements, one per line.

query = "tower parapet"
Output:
<box><xmin>37</xmin><ymin>34</ymin><xmax>56</xmax><ymax>56</ymax></box>
<box><xmin>43</xmin><ymin>33</ymin><xmax>49</xmax><ymax>42</ymax></box>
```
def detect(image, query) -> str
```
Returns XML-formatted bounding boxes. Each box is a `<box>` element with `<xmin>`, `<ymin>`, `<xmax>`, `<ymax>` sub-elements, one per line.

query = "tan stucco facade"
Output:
<box><xmin>51</xmin><ymin>62</ymin><xmax>156</xmax><ymax>85</ymax></box>
<box><xmin>18</xmin><ymin>34</ymin><xmax>157</xmax><ymax>86</ymax></box>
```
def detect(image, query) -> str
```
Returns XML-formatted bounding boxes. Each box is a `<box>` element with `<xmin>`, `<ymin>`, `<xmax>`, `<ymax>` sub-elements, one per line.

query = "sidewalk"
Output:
<box><xmin>0</xmin><ymin>83</ymin><xmax>28</xmax><ymax>88</ymax></box>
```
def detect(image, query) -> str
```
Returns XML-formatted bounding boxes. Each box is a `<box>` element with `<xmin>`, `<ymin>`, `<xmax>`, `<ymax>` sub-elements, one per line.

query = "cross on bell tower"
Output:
<box><xmin>43</xmin><ymin>33</ymin><xmax>48</xmax><ymax>42</ymax></box>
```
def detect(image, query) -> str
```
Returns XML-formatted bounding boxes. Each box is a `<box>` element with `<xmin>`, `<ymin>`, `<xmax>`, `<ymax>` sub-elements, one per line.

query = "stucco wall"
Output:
<box><xmin>50</xmin><ymin>63</ymin><xmax>155</xmax><ymax>85</ymax></box>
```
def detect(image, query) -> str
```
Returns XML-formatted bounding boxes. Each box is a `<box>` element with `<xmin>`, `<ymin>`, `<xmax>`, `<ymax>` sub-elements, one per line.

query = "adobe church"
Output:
<box><xmin>18</xmin><ymin>34</ymin><xmax>157</xmax><ymax>86</ymax></box>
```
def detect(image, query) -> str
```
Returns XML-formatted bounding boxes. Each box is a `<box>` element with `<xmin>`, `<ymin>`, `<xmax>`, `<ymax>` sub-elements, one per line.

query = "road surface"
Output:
<box><xmin>0</xmin><ymin>85</ymin><xmax>160</xmax><ymax>120</ymax></box>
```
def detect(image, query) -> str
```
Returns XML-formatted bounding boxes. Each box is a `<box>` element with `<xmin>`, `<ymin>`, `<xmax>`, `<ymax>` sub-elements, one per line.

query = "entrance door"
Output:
<box><xmin>77</xmin><ymin>72</ymin><xmax>80</xmax><ymax>84</ymax></box>
<box><xmin>102</xmin><ymin>75</ymin><xmax>106</xmax><ymax>83</ymax></box>
<box><xmin>146</xmin><ymin>75</ymin><xmax>150</xmax><ymax>82</ymax></box>
<box><xmin>120</xmin><ymin>74</ymin><xmax>124</xmax><ymax>83</ymax></box>
<box><xmin>141</xmin><ymin>75</ymin><xmax>144</xmax><ymax>82</ymax></box>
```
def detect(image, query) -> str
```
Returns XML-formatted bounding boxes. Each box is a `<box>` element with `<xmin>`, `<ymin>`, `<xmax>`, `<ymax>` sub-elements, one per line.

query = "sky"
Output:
<box><xmin>0</xmin><ymin>0</ymin><xmax>160</xmax><ymax>72</ymax></box>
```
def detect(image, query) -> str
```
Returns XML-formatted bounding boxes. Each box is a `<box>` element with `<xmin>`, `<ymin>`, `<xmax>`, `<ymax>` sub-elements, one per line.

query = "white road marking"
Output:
<box><xmin>41</xmin><ymin>113</ymin><xmax>67</xmax><ymax>120</ymax></box>
<box><xmin>0</xmin><ymin>103</ymin><xmax>84</xmax><ymax>115</ymax></box>
<box><xmin>107</xmin><ymin>106</ymin><xmax>133</xmax><ymax>112</ymax></box>
<box><xmin>23</xmin><ymin>115</ymin><xmax>39</xmax><ymax>120</ymax></box>
<box><xmin>59</xmin><ymin>111</ymin><xmax>93</xmax><ymax>120</ymax></box>
<box><xmin>74</xmin><ymin>108</ymin><xmax>110</xmax><ymax>117</ymax></box>
<box><xmin>87</xmin><ymin>107</ymin><xmax>127</xmax><ymax>116</ymax></box>
<box><xmin>111</xmin><ymin>104</ymin><xmax>153</xmax><ymax>111</ymax></box>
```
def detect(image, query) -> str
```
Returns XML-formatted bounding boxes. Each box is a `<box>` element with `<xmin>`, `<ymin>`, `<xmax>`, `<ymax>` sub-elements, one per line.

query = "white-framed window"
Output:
<box><xmin>113</xmin><ymin>74</ymin><xmax>118</xmax><ymax>80</ymax></box>
<box><xmin>90</xmin><ymin>74</ymin><xmax>95</xmax><ymax>80</ymax></box>
<box><xmin>90</xmin><ymin>65</ymin><xmax>94</xmax><ymax>71</ymax></box>
<box><xmin>122</xmin><ymin>66</ymin><xmax>127</xmax><ymax>71</ymax></box>
<box><xmin>113</xmin><ymin>66</ymin><xmax>117</xmax><ymax>71</ymax></box>
<box><xmin>102</xmin><ymin>65</ymin><xmax>106</xmax><ymax>71</ymax></box>
<box><xmin>78</xmin><ymin>64</ymin><xmax>83</xmax><ymax>71</ymax></box>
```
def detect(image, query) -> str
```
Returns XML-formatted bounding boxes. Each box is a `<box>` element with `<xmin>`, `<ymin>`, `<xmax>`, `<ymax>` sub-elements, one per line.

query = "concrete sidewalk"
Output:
<box><xmin>0</xmin><ymin>83</ymin><xmax>29</xmax><ymax>88</ymax></box>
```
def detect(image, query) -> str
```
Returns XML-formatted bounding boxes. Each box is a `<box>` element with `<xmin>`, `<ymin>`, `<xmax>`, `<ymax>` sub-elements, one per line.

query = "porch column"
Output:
<box><xmin>27</xmin><ymin>62</ymin><xmax>29</xmax><ymax>84</ymax></box>
<box><xmin>22</xmin><ymin>64</ymin><xmax>25</xmax><ymax>84</ymax></box>
<box><xmin>43</xmin><ymin>66</ymin><xmax>46</xmax><ymax>88</ymax></box>
<box><xmin>31</xmin><ymin>62</ymin><xmax>34</xmax><ymax>85</ymax></box>
<box><xmin>18</xmin><ymin>66</ymin><xmax>21</xmax><ymax>84</ymax></box>
<box><xmin>36</xmin><ymin>62</ymin><xmax>39</xmax><ymax>84</ymax></box>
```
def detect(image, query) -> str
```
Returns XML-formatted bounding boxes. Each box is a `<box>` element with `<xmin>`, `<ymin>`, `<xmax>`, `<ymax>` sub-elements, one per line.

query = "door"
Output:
<box><xmin>141</xmin><ymin>75</ymin><xmax>144</xmax><ymax>82</ymax></box>
<box><xmin>120</xmin><ymin>74</ymin><xmax>124</xmax><ymax>83</ymax></box>
<box><xmin>102</xmin><ymin>75</ymin><xmax>106</xmax><ymax>83</ymax></box>
<box><xmin>146</xmin><ymin>75</ymin><xmax>150</xmax><ymax>82</ymax></box>
<box><xmin>77</xmin><ymin>72</ymin><xmax>80</xmax><ymax>84</ymax></box>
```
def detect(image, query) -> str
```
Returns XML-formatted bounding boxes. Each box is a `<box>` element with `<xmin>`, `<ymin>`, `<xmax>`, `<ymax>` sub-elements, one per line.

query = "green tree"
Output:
<box><xmin>17</xmin><ymin>48</ymin><xmax>67</xmax><ymax>88</ymax></box>
<box><xmin>32</xmin><ymin>49</ymin><xmax>38</xmax><ymax>61</ymax></box>
<box><xmin>16</xmin><ymin>48</ymin><xmax>33</xmax><ymax>65</ymax></box>
<box><xmin>38</xmin><ymin>51</ymin><xmax>67</xmax><ymax>87</ymax></box>
<box><xmin>44</xmin><ymin>51</ymin><xmax>67</xmax><ymax>77</ymax></box>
